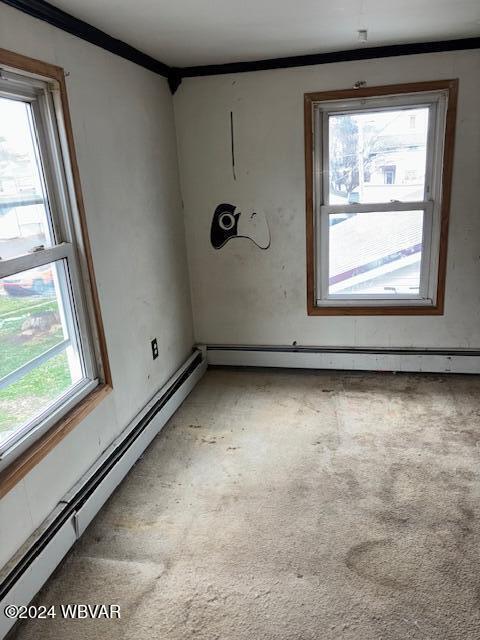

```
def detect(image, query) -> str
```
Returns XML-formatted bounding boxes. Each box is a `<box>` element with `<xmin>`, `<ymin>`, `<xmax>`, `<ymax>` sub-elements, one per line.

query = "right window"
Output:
<box><xmin>305</xmin><ymin>81</ymin><xmax>458</xmax><ymax>315</ymax></box>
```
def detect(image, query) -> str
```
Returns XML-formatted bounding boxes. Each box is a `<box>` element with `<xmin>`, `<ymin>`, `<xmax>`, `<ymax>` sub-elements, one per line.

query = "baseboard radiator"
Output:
<box><xmin>0</xmin><ymin>349</ymin><xmax>206</xmax><ymax>639</ymax></box>
<box><xmin>206</xmin><ymin>344</ymin><xmax>480</xmax><ymax>374</ymax></box>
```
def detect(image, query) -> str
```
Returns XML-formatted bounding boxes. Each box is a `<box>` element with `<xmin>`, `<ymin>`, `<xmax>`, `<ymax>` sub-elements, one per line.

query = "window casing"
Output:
<box><xmin>305</xmin><ymin>81</ymin><xmax>458</xmax><ymax>315</ymax></box>
<box><xmin>0</xmin><ymin>68</ymin><xmax>99</xmax><ymax>468</ymax></box>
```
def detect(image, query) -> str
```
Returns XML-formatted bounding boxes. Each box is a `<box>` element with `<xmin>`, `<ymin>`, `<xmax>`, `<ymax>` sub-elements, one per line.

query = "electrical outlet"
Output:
<box><xmin>151</xmin><ymin>338</ymin><xmax>158</xmax><ymax>360</ymax></box>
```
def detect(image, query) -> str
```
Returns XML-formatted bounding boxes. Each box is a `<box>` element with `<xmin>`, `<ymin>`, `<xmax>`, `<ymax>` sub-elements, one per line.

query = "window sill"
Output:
<box><xmin>0</xmin><ymin>383</ymin><xmax>112</xmax><ymax>499</ymax></box>
<box><xmin>307</xmin><ymin>303</ymin><xmax>444</xmax><ymax>316</ymax></box>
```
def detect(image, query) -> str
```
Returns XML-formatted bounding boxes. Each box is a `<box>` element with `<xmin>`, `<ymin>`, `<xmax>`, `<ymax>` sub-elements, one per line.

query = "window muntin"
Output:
<box><xmin>0</xmin><ymin>71</ymin><xmax>97</xmax><ymax>461</ymax></box>
<box><xmin>314</xmin><ymin>91</ymin><xmax>447</xmax><ymax>307</ymax></box>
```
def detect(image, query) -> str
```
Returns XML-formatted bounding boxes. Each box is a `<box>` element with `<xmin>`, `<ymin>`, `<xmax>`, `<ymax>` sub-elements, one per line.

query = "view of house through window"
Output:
<box><xmin>0</xmin><ymin>76</ymin><xmax>97</xmax><ymax>458</ymax></box>
<box><xmin>311</xmin><ymin>89</ymin><xmax>448</xmax><ymax>308</ymax></box>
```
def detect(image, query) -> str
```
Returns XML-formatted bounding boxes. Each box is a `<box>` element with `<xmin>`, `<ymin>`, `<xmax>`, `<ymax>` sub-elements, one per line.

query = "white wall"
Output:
<box><xmin>0</xmin><ymin>3</ymin><xmax>194</xmax><ymax>569</ymax></box>
<box><xmin>0</xmin><ymin>3</ymin><xmax>478</xmax><ymax>574</ymax></box>
<box><xmin>174</xmin><ymin>50</ymin><xmax>480</xmax><ymax>348</ymax></box>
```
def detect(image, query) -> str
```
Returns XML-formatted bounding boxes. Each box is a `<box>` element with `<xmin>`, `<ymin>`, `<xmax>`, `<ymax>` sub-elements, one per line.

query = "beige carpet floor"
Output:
<box><xmin>12</xmin><ymin>368</ymin><xmax>480</xmax><ymax>639</ymax></box>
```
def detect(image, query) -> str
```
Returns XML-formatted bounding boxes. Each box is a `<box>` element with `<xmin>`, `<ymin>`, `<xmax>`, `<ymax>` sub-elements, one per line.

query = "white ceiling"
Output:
<box><xmin>52</xmin><ymin>0</ymin><xmax>480</xmax><ymax>68</ymax></box>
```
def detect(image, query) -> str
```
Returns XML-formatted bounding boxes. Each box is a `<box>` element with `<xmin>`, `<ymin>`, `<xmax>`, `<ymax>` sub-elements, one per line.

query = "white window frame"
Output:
<box><xmin>313</xmin><ymin>90</ymin><xmax>448</xmax><ymax>307</ymax></box>
<box><xmin>0</xmin><ymin>69</ymin><xmax>98</xmax><ymax>467</ymax></box>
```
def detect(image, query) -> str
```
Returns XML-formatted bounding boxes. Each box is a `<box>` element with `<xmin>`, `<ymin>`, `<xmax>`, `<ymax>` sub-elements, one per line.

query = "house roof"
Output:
<box><xmin>330</xmin><ymin>210</ymin><xmax>423</xmax><ymax>284</ymax></box>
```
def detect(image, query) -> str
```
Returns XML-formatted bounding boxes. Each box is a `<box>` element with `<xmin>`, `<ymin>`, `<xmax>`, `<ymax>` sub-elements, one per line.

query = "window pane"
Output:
<box><xmin>0</xmin><ymin>97</ymin><xmax>54</xmax><ymax>259</ymax></box>
<box><xmin>328</xmin><ymin>210</ymin><xmax>424</xmax><ymax>296</ymax></box>
<box><xmin>328</xmin><ymin>107</ymin><xmax>429</xmax><ymax>204</ymax></box>
<box><xmin>1</xmin><ymin>263</ymin><xmax>69</xmax><ymax>379</ymax></box>
<box><xmin>0</xmin><ymin>260</ymin><xmax>83</xmax><ymax>448</ymax></box>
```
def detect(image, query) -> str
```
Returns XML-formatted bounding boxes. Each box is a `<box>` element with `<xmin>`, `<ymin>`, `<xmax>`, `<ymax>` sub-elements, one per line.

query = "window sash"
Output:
<box><xmin>317</xmin><ymin>98</ymin><xmax>442</xmax><ymax>207</ymax></box>
<box><xmin>313</xmin><ymin>91</ymin><xmax>446</xmax><ymax>306</ymax></box>
<box><xmin>320</xmin><ymin>201</ymin><xmax>431</xmax><ymax>215</ymax></box>
<box><xmin>0</xmin><ymin>246</ymin><xmax>99</xmax><ymax>458</ymax></box>
<box><xmin>0</xmin><ymin>73</ymin><xmax>80</xmax><ymax>252</ymax></box>
<box><xmin>316</xmin><ymin>201</ymin><xmax>435</xmax><ymax>305</ymax></box>
<box><xmin>0</xmin><ymin>243</ymin><xmax>72</xmax><ymax>279</ymax></box>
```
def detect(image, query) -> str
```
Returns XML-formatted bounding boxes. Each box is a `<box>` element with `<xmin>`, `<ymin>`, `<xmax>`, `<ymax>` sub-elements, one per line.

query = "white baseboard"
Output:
<box><xmin>0</xmin><ymin>349</ymin><xmax>206</xmax><ymax>640</ymax></box>
<box><xmin>205</xmin><ymin>345</ymin><xmax>480</xmax><ymax>374</ymax></box>
<box><xmin>1</xmin><ymin>518</ymin><xmax>76</xmax><ymax>639</ymax></box>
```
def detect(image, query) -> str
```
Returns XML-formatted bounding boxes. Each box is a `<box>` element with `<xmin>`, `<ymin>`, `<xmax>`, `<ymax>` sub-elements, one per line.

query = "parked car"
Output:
<box><xmin>2</xmin><ymin>264</ymin><xmax>55</xmax><ymax>297</ymax></box>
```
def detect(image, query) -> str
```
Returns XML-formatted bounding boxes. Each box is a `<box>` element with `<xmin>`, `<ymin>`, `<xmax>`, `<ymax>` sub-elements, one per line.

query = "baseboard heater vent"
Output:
<box><xmin>0</xmin><ymin>349</ymin><xmax>206</xmax><ymax>639</ymax></box>
<box><xmin>206</xmin><ymin>344</ymin><xmax>480</xmax><ymax>374</ymax></box>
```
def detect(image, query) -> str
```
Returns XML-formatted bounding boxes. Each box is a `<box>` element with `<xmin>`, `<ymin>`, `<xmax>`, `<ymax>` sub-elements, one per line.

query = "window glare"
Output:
<box><xmin>0</xmin><ymin>96</ymin><xmax>53</xmax><ymax>259</ymax></box>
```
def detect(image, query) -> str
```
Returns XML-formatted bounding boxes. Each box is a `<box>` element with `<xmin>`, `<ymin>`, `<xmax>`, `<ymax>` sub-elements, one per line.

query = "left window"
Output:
<box><xmin>0</xmin><ymin>66</ymin><xmax>98</xmax><ymax>461</ymax></box>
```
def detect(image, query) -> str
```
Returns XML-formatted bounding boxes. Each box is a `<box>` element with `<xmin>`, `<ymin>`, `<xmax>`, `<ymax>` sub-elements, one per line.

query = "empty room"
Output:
<box><xmin>0</xmin><ymin>0</ymin><xmax>479</xmax><ymax>638</ymax></box>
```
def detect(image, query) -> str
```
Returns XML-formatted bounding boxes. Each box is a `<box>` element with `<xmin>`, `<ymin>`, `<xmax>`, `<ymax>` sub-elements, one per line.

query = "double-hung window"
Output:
<box><xmin>0</xmin><ymin>56</ymin><xmax>106</xmax><ymax>470</ymax></box>
<box><xmin>305</xmin><ymin>81</ymin><xmax>458</xmax><ymax>315</ymax></box>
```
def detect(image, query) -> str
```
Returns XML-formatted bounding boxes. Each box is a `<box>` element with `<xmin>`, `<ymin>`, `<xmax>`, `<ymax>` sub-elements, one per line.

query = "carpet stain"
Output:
<box><xmin>13</xmin><ymin>369</ymin><xmax>480</xmax><ymax>640</ymax></box>
<box><xmin>345</xmin><ymin>539</ymin><xmax>408</xmax><ymax>590</ymax></box>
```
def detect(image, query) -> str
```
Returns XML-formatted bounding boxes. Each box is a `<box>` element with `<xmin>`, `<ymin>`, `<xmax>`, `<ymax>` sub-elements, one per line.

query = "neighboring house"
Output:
<box><xmin>362</xmin><ymin>108</ymin><xmax>428</xmax><ymax>203</ymax></box>
<box><xmin>0</xmin><ymin>150</ymin><xmax>45</xmax><ymax>253</ymax></box>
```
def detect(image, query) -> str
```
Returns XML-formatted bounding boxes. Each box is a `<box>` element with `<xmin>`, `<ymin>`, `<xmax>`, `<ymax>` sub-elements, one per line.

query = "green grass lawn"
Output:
<box><xmin>0</xmin><ymin>297</ymin><xmax>63</xmax><ymax>378</ymax></box>
<box><xmin>0</xmin><ymin>292</ymin><xmax>72</xmax><ymax>437</ymax></box>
